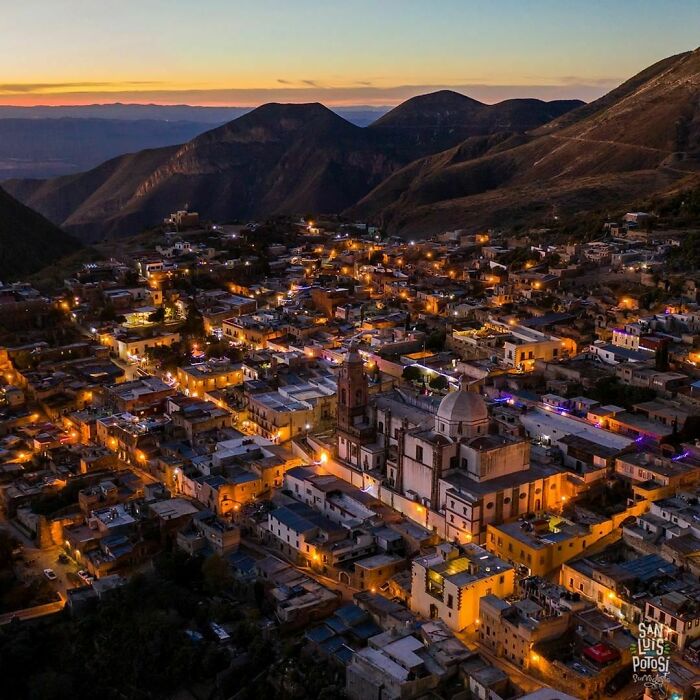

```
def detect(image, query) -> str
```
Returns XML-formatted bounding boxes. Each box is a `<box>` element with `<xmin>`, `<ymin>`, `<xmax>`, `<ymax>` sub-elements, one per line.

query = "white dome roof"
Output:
<box><xmin>437</xmin><ymin>389</ymin><xmax>488</xmax><ymax>425</ymax></box>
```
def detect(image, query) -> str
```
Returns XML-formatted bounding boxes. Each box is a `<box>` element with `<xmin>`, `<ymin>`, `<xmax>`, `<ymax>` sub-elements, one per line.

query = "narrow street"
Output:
<box><xmin>468</xmin><ymin>639</ymin><xmax>543</xmax><ymax>694</ymax></box>
<box><xmin>0</xmin><ymin>515</ymin><xmax>76</xmax><ymax>620</ymax></box>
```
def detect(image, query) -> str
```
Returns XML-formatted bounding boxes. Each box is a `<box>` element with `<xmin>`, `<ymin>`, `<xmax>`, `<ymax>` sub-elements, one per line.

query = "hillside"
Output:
<box><xmin>369</xmin><ymin>90</ymin><xmax>582</xmax><ymax>157</ymax></box>
<box><xmin>3</xmin><ymin>94</ymin><xmax>581</xmax><ymax>240</ymax></box>
<box><xmin>0</xmin><ymin>118</ymin><xmax>218</xmax><ymax>179</ymax></box>
<box><xmin>0</xmin><ymin>186</ymin><xmax>79</xmax><ymax>280</ymax></box>
<box><xmin>350</xmin><ymin>49</ymin><xmax>700</xmax><ymax>235</ymax></box>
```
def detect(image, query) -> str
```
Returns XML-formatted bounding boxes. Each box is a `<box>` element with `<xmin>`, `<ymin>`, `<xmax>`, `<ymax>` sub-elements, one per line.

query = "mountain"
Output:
<box><xmin>0</xmin><ymin>118</ymin><xmax>219</xmax><ymax>178</ymax></box>
<box><xmin>368</xmin><ymin>90</ymin><xmax>582</xmax><ymax>157</ymax></box>
<box><xmin>0</xmin><ymin>107</ymin><xmax>392</xmax><ymax>180</ymax></box>
<box><xmin>0</xmin><ymin>186</ymin><xmax>79</xmax><ymax>280</ymax></box>
<box><xmin>4</xmin><ymin>103</ymin><xmax>411</xmax><ymax>240</ymax></box>
<box><xmin>2</xmin><ymin>93</ymin><xmax>581</xmax><ymax>240</ymax></box>
<box><xmin>0</xmin><ymin>103</ymin><xmax>389</xmax><ymax>126</ymax></box>
<box><xmin>350</xmin><ymin>50</ymin><xmax>700</xmax><ymax>235</ymax></box>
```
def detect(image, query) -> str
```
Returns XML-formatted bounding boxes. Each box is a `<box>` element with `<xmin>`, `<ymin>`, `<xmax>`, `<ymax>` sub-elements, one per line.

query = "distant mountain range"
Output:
<box><xmin>0</xmin><ymin>118</ymin><xmax>218</xmax><ymax>178</ymax></box>
<box><xmin>6</xmin><ymin>48</ymin><xmax>700</xmax><ymax>254</ymax></box>
<box><xmin>2</xmin><ymin>92</ymin><xmax>582</xmax><ymax>240</ymax></box>
<box><xmin>0</xmin><ymin>103</ymin><xmax>389</xmax><ymax>125</ymax></box>
<box><xmin>0</xmin><ymin>105</ymin><xmax>394</xmax><ymax>179</ymax></box>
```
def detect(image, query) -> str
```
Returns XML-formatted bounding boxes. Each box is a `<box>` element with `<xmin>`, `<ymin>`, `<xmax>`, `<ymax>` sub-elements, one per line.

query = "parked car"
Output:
<box><xmin>43</xmin><ymin>568</ymin><xmax>57</xmax><ymax>581</ymax></box>
<box><xmin>604</xmin><ymin>666</ymin><xmax>632</xmax><ymax>696</ymax></box>
<box><xmin>77</xmin><ymin>569</ymin><xmax>94</xmax><ymax>584</ymax></box>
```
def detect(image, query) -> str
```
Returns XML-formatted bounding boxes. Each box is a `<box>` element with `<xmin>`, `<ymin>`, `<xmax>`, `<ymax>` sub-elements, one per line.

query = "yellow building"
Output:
<box><xmin>501</xmin><ymin>324</ymin><xmax>576</xmax><ymax>371</ymax></box>
<box><xmin>101</xmin><ymin>330</ymin><xmax>180</xmax><ymax>362</ymax></box>
<box><xmin>486</xmin><ymin>515</ymin><xmax>594</xmax><ymax>577</ymax></box>
<box><xmin>411</xmin><ymin>543</ymin><xmax>514</xmax><ymax>631</ymax></box>
<box><xmin>176</xmin><ymin>359</ymin><xmax>243</xmax><ymax>398</ymax></box>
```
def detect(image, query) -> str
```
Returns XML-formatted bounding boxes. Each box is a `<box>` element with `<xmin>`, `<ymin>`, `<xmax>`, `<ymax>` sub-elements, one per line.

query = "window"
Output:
<box><xmin>416</xmin><ymin>445</ymin><xmax>424</xmax><ymax>462</ymax></box>
<box><xmin>447</xmin><ymin>594</ymin><xmax>453</xmax><ymax>609</ymax></box>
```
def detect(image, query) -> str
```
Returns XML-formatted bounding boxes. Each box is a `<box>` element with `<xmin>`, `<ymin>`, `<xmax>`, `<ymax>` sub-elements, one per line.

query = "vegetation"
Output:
<box><xmin>402</xmin><ymin>365</ymin><xmax>424</xmax><ymax>383</ymax></box>
<box><xmin>425</xmin><ymin>329</ymin><xmax>446</xmax><ymax>352</ymax></box>
<box><xmin>664</xmin><ymin>230</ymin><xmax>700</xmax><ymax>272</ymax></box>
<box><xmin>587</xmin><ymin>376</ymin><xmax>655</xmax><ymax>410</ymax></box>
<box><xmin>0</xmin><ymin>531</ymin><xmax>56</xmax><ymax>614</ymax></box>
<box><xmin>428</xmin><ymin>374</ymin><xmax>449</xmax><ymax>391</ymax></box>
<box><xmin>0</xmin><ymin>548</ymin><xmax>345</xmax><ymax>699</ymax></box>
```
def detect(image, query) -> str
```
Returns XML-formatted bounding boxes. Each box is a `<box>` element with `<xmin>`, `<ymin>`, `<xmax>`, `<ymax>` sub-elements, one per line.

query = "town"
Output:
<box><xmin>1</xmin><ymin>209</ymin><xmax>700</xmax><ymax>700</ymax></box>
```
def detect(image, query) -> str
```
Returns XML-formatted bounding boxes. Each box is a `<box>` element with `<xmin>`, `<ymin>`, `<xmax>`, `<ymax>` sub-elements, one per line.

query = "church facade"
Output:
<box><xmin>335</xmin><ymin>352</ymin><xmax>567</xmax><ymax>545</ymax></box>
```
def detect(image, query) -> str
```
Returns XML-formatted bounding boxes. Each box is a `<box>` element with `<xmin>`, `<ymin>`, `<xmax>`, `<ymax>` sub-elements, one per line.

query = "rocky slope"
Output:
<box><xmin>3</xmin><ymin>94</ymin><xmax>582</xmax><ymax>240</ymax></box>
<box><xmin>350</xmin><ymin>50</ymin><xmax>700</xmax><ymax>234</ymax></box>
<box><xmin>0</xmin><ymin>186</ymin><xmax>79</xmax><ymax>280</ymax></box>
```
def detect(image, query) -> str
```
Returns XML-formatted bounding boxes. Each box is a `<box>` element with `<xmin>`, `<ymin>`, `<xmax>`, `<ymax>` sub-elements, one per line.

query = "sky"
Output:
<box><xmin>2</xmin><ymin>0</ymin><xmax>699</xmax><ymax>107</ymax></box>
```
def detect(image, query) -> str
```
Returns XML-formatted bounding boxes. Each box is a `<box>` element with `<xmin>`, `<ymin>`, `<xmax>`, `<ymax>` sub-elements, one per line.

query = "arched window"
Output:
<box><xmin>341</xmin><ymin>389</ymin><xmax>347</xmax><ymax>405</ymax></box>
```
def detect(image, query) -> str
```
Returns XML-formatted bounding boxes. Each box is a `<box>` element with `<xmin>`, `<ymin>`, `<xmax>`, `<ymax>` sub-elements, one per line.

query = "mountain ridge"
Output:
<box><xmin>0</xmin><ymin>186</ymin><xmax>79</xmax><ymax>280</ymax></box>
<box><xmin>349</xmin><ymin>50</ymin><xmax>700</xmax><ymax>234</ymax></box>
<box><xmin>2</xmin><ymin>93</ymin><xmax>584</xmax><ymax>240</ymax></box>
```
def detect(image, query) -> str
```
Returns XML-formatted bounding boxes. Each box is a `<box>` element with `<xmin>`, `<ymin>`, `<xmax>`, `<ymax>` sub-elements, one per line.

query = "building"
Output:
<box><xmin>502</xmin><ymin>324</ymin><xmax>576</xmax><ymax>371</ymax></box>
<box><xmin>645</xmin><ymin>588</ymin><xmax>700</xmax><ymax>651</ymax></box>
<box><xmin>247</xmin><ymin>380</ymin><xmax>336</xmax><ymax>443</ymax></box>
<box><xmin>101</xmin><ymin>376</ymin><xmax>175</xmax><ymax>414</ymax></box>
<box><xmin>336</xmin><ymin>344</ymin><xmax>375</xmax><ymax>469</ymax></box>
<box><xmin>326</xmin><ymin>353</ymin><xmax>572</xmax><ymax>544</ymax></box>
<box><xmin>176</xmin><ymin>509</ymin><xmax>241</xmax><ymax>556</ymax></box>
<box><xmin>410</xmin><ymin>543</ymin><xmax>514</xmax><ymax>631</ymax></box>
<box><xmin>102</xmin><ymin>330</ymin><xmax>180</xmax><ymax>362</ymax></box>
<box><xmin>346</xmin><ymin>622</ymin><xmax>470</xmax><ymax>700</ymax></box>
<box><xmin>479</xmin><ymin>594</ymin><xmax>571</xmax><ymax>669</ymax></box>
<box><xmin>176</xmin><ymin>359</ymin><xmax>243</xmax><ymax>398</ymax></box>
<box><xmin>486</xmin><ymin>514</ymin><xmax>597</xmax><ymax>577</ymax></box>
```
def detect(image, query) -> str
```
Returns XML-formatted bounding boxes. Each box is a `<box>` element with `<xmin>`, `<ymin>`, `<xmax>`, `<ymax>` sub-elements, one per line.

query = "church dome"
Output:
<box><xmin>436</xmin><ymin>389</ymin><xmax>488</xmax><ymax>427</ymax></box>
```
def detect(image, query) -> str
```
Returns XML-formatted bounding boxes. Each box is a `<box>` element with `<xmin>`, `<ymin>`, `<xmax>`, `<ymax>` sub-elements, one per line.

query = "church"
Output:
<box><xmin>335</xmin><ymin>346</ymin><xmax>567</xmax><ymax>543</ymax></box>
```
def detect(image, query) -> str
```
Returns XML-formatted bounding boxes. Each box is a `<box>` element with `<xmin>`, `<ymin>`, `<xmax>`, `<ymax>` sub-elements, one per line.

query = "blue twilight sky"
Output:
<box><xmin>2</xmin><ymin>0</ymin><xmax>699</xmax><ymax>106</ymax></box>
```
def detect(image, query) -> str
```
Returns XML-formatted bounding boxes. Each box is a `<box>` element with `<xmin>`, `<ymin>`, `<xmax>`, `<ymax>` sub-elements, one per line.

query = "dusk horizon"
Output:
<box><xmin>2</xmin><ymin>4</ymin><xmax>700</xmax><ymax>700</ymax></box>
<box><xmin>4</xmin><ymin>1</ymin><xmax>700</xmax><ymax>107</ymax></box>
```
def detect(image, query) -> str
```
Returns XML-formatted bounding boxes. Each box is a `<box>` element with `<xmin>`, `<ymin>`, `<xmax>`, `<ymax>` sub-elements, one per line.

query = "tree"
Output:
<box><xmin>590</xmin><ymin>376</ymin><xmax>655</xmax><ymax>409</ymax></box>
<box><xmin>182</xmin><ymin>304</ymin><xmax>205</xmax><ymax>338</ymax></box>
<box><xmin>429</xmin><ymin>374</ymin><xmax>449</xmax><ymax>391</ymax></box>
<box><xmin>426</xmin><ymin>329</ymin><xmax>446</xmax><ymax>351</ymax></box>
<box><xmin>148</xmin><ymin>306</ymin><xmax>165</xmax><ymax>324</ymax></box>
<box><xmin>99</xmin><ymin>304</ymin><xmax>117</xmax><ymax>322</ymax></box>
<box><xmin>201</xmin><ymin>554</ymin><xmax>233</xmax><ymax>595</ymax></box>
<box><xmin>402</xmin><ymin>366</ymin><xmax>423</xmax><ymax>383</ymax></box>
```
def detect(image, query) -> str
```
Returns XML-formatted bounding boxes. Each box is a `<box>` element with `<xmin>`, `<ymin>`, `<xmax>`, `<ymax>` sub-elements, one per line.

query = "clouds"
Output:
<box><xmin>0</xmin><ymin>80</ymin><xmax>621</xmax><ymax>107</ymax></box>
<box><xmin>0</xmin><ymin>81</ymin><xmax>160</xmax><ymax>94</ymax></box>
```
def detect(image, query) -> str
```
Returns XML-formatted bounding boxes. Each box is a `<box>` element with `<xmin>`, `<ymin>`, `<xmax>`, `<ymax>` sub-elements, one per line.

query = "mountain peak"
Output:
<box><xmin>371</xmin><ymin>90</ymin><xmax>484</xmax><ymax>128</ymax></box>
